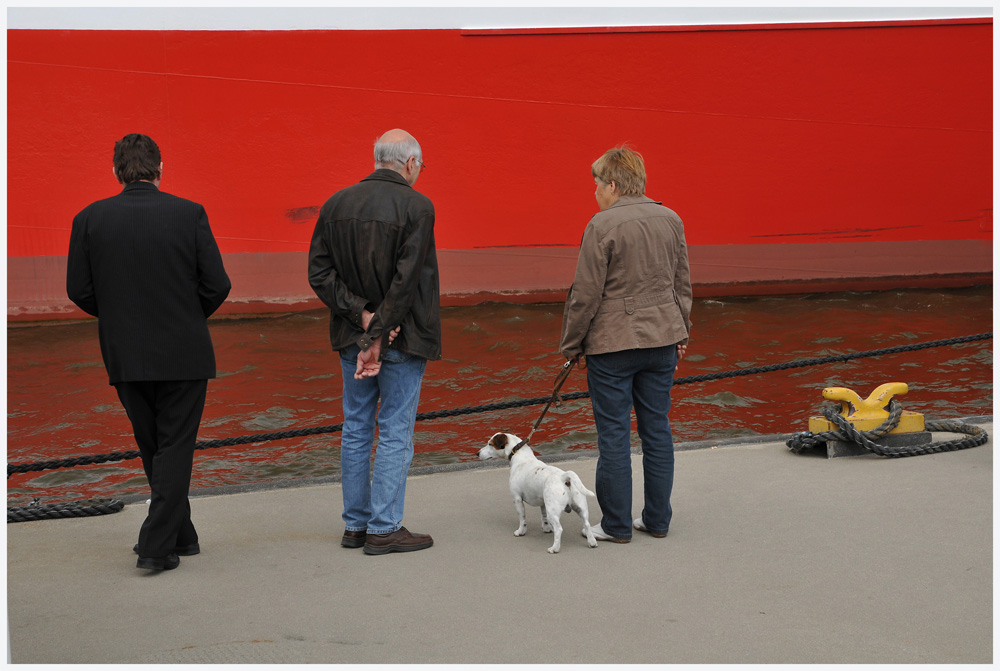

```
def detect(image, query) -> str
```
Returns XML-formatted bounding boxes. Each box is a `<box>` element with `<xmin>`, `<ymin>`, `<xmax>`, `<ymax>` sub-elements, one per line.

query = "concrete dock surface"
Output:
<box><xmin>6</xmin><ymin>424</ymin><xmax>993</xmax><ymax>664</ymax></box>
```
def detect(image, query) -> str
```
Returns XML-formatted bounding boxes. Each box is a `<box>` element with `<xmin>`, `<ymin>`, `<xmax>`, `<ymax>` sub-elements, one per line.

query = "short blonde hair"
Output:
<box><xmin>591</xmin><ymin>146</ymin><xmax>646</xmax><ymax>196</ymax></box>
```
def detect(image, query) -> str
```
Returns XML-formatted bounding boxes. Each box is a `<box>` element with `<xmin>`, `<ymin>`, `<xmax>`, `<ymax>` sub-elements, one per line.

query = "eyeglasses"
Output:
<box><xmin>399</xmin><ymin>157</ymin><xmax>427</xmax><ymax>171</ymax></box>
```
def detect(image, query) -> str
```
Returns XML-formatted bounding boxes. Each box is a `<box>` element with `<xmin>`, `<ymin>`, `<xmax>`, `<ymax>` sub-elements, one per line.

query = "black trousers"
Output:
<box><xmin>115</xmin><ymin>379</ymin><xmax>207</xmax><ymax>558</ymax></box>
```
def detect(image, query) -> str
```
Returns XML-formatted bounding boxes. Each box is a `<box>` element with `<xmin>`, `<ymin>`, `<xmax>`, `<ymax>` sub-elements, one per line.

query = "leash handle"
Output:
<box><xmin>552</xmin><ymin>359</ymin><xmax>576</xmax><ymax>396</ymax></box>
<box><xmin>527</xmin><ymin>359</ymin><xmax>578</xmax><ymax>442</ymax></box>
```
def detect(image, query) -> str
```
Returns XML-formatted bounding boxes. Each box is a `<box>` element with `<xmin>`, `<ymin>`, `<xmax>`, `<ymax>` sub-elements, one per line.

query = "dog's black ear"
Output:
<box><xmin>490</xmin><ymin>433</ymin><xmax>508</xmax><ymax>449</ymax></box>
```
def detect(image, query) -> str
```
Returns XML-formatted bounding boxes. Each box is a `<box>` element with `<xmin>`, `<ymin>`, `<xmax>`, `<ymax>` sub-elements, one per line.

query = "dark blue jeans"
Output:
<box><xmin>586</xmin><ymin>345</ymin><xmax>677</xmax><ymax>539</ymax></box>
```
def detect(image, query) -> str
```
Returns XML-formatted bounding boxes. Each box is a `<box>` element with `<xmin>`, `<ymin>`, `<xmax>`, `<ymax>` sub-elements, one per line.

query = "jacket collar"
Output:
<box><xmin>607</xmin><ymin>194</ymin><xmax>661</xmax><ymax>209</ymax></box>
<box><xmin>361</xmin><ymin>168</ymin><xmax>412</xmax><ymax>188</ymax></box>
<box><xmin>122</xmin><ymin>181</ymin><xmax>160</xmax><ymax>193</ymax></box>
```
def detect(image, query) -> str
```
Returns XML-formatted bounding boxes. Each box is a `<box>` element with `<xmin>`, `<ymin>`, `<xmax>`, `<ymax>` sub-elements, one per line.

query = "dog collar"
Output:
<box><xmin>508</xmin><ymin>439</ymin><xmax>528</xmax><ymax>460</ymax></box>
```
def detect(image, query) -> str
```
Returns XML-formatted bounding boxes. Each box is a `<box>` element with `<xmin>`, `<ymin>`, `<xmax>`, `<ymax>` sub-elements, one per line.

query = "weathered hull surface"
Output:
<box><xmin>7</xmin><ymin>14</ymin><xmax>992</xmax><ymax>319</ymax></box>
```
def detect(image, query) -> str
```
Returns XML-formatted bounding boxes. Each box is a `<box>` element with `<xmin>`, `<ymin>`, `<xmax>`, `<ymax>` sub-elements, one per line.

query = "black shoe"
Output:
<box><xmin>136</xmin><ymin>553</ymin><xmax>180</xmax><ymax>571</ymax></box>
<box><xmin>133</xmin><ymin>543</ymin><xmax>200</xmax><ymax>556</ymax></box>
<box><xmin>341</xmin><ymin>530</ymin><xmax>367</xmax><ymax>548</ymax></box>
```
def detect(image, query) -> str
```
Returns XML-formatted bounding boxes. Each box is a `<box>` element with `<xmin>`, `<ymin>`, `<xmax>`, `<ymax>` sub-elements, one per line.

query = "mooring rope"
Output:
<box><xmin>786</xmin><ymin>400</ymin><xmax>989</xmax><ymax>457</ymax></box>
<box><xmin>7</xmin><ymin>331</ymin><xmax>991</xmax><ymax>521</ymax></box>
<box><xmin>7</xmin><ymin>498</ymin><xmax>125</xmax><ymax>523</ymax></box>
<box><xmin>8</xmin><ymin>331</ymin><xmax>991</xmax><ymax>478</ymax></box>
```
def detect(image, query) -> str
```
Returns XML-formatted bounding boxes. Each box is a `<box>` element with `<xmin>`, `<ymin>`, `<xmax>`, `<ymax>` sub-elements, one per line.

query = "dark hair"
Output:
<box><xmin>113</xmin><ymin>133</ymin><xmax>162</xmax><ymax>184</ymax></box>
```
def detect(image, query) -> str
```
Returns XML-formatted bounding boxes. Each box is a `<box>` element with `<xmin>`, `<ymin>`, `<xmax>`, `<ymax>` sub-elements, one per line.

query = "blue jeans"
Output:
<box><xmin>339</xmin><ymin>345</ymin><xmax>426</xmax><ymax>534</ymax></box>
<box><xmin>586</xmin><ymin>345</ymin><xmax>677</xmax><ymax>540</ymax></box>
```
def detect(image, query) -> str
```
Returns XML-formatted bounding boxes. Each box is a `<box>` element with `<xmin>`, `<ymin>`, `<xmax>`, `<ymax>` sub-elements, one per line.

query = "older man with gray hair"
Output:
<box><xmin>308</xmin><ymin>129</ymin><xmax>441</xmax><ymax>555</ymax></box>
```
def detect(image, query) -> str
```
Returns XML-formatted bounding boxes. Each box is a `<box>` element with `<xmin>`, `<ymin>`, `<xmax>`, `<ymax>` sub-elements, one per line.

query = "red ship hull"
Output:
<box><xmin>7</xmin><ymin>18</ymin><xmax>992</xmax><ymax>320</ymax></box>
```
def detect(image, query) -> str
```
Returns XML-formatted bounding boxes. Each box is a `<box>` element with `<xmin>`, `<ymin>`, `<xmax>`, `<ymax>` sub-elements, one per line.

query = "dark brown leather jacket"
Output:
<box><xmin>308</xmin><ymin>169</ymin><xmax>441</xmax><ymax>361</ymax></box>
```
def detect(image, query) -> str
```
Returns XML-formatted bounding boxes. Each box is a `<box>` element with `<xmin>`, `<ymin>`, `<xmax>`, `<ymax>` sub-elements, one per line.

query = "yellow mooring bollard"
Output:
<box><xmin>808</xmin><ymin>382</ymin><xmax>932</xmax><ymax>458</ymax></box>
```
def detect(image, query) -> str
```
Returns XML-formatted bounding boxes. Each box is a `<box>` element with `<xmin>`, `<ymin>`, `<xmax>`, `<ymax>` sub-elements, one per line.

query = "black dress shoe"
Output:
<box><xmin>341</xmin><ymin>529</ymin><xmax>366</xmax><ymax>548</ymax></box>
<box><xmin>133</xmin><ymin>542</ymin><xmax>200</xmax><ymax>556</ymax></box>
<box><xmin>136</xmin><ymin>553</ymin><xmax>180</xmax><ymax>571</ymax></box>
<box><xmin>363</xmin><ymin>527</ymin><xmax>433</xmax><ymax>555</ymax></box>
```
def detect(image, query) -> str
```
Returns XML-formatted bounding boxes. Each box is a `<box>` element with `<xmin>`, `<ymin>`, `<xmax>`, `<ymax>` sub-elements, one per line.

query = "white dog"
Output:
<box><xmin>478</xmin><ymin>432</ymin><xmax>598</xmax><ymax>554</ymax></box>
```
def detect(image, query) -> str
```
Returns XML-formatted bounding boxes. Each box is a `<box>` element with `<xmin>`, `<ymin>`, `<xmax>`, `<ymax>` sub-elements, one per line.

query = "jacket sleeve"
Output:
<box><xmin>195</xmin><ymin>206</ymin><xmax>232</xmax><ymax>317</ymax></box>
<box><xmin>359</xmin><ymin>206</ymin><xmax>435</xmax><ymax>352</ymax></box>
<box><xmin>66</xmin><ymin>209</ymin><xmax>99</xmax><ymax>317</ymax></box>
<box><xmin>559</xmin><ymin>221</ymin><xmax>608</xmax><ymax>358</ymax></box>
<box><xmin>307</xmin><ymin>215</ymin><xmax>371</xmax><ymax>326</ymax></box>
<box><xmin>673</xmin><ymin>223</ymin><xmax>693</xmax><ymax>345</ymax></box>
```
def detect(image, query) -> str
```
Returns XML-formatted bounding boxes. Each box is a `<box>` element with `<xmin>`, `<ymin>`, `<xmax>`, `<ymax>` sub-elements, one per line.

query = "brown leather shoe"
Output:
<box><xmin>341</xmin><ymin>529</ymin><xmax>367</xmax><ymax>548</ymax></box>
<box><xmin>363</xmin><ymin>527</ymin><xmax>433</xmax><ymax>555</ymax></box>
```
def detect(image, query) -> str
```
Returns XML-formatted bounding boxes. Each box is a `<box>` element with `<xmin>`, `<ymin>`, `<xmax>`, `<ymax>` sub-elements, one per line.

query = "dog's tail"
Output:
<box><xmin>564</xmin><ymin>471</ymin><xmax>596</xmax><ymax>498</ymax></box>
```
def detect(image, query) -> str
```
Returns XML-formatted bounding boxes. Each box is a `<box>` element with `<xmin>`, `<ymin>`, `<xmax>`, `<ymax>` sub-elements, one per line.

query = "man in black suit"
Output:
<box><xmin>67</xmin><ymin>133</ymin><xmax>231</xmax><ymax>571</ymax></box>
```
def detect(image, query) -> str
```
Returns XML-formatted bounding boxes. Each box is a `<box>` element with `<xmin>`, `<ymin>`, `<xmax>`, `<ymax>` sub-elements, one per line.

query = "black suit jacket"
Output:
<box><xmin>67</xmin><ymin>181</ymin><xmax>231</xmax><ymax>384</ymax></box>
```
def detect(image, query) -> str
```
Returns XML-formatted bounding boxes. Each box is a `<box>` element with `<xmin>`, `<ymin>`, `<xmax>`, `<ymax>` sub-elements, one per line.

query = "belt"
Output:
<box><xmin>596</xmin><ymin>291</ymin><xmax>671</xmax><ymax>315</ymax></box>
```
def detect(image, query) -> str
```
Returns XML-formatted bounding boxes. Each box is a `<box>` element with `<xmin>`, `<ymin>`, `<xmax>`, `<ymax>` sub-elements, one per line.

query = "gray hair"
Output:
<box><xmin>374</xmin><ymin>135</ymin><xmax>422</xmax><ymax>169</ymax></box>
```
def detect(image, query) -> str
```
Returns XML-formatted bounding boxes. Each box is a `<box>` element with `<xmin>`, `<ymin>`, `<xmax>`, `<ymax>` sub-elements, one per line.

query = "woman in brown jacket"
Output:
<box><xmin>559</xmin><ymin>146</ymin><xmax>692</xmax><ymax>543</ymax></box>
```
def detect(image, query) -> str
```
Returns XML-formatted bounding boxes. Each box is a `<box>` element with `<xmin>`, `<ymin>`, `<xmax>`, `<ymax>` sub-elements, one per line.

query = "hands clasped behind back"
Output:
<box><xmin>355</xmin><ymin>309</ymin><xmax>401</xmax><ymax>379</ymax></box>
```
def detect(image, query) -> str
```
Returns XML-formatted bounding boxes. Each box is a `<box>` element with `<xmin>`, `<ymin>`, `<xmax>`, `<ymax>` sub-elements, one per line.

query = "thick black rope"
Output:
<box><xmin>788</xmin><ymin>399</ymin><xmax>905</xmax><ymax>452</ymax></box>
<box><xmin>7</xmin><ymin>498</ymin><xmax>125</xmax><ymax>523</ymax></box>
<box><xmin>8</xmin><ymin>331</ymin><xmax>991</xmax><ymax>478</ymax></box>
<box><xmin>786</xmin><ymin>400</ymin><xmax>989</xmax><ymax>457</ymax></box>
<box><xmin>673</xmin><ymin>331</ymin><xmax>992</xmax><ymax>384</ymax></box>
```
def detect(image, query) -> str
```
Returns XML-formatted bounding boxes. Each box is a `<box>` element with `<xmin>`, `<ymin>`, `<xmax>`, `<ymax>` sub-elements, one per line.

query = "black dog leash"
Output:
<box><xmin>509</xmin><ymin>359</ymin><xmax>577</xmax><ymax>459</ymax></box>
